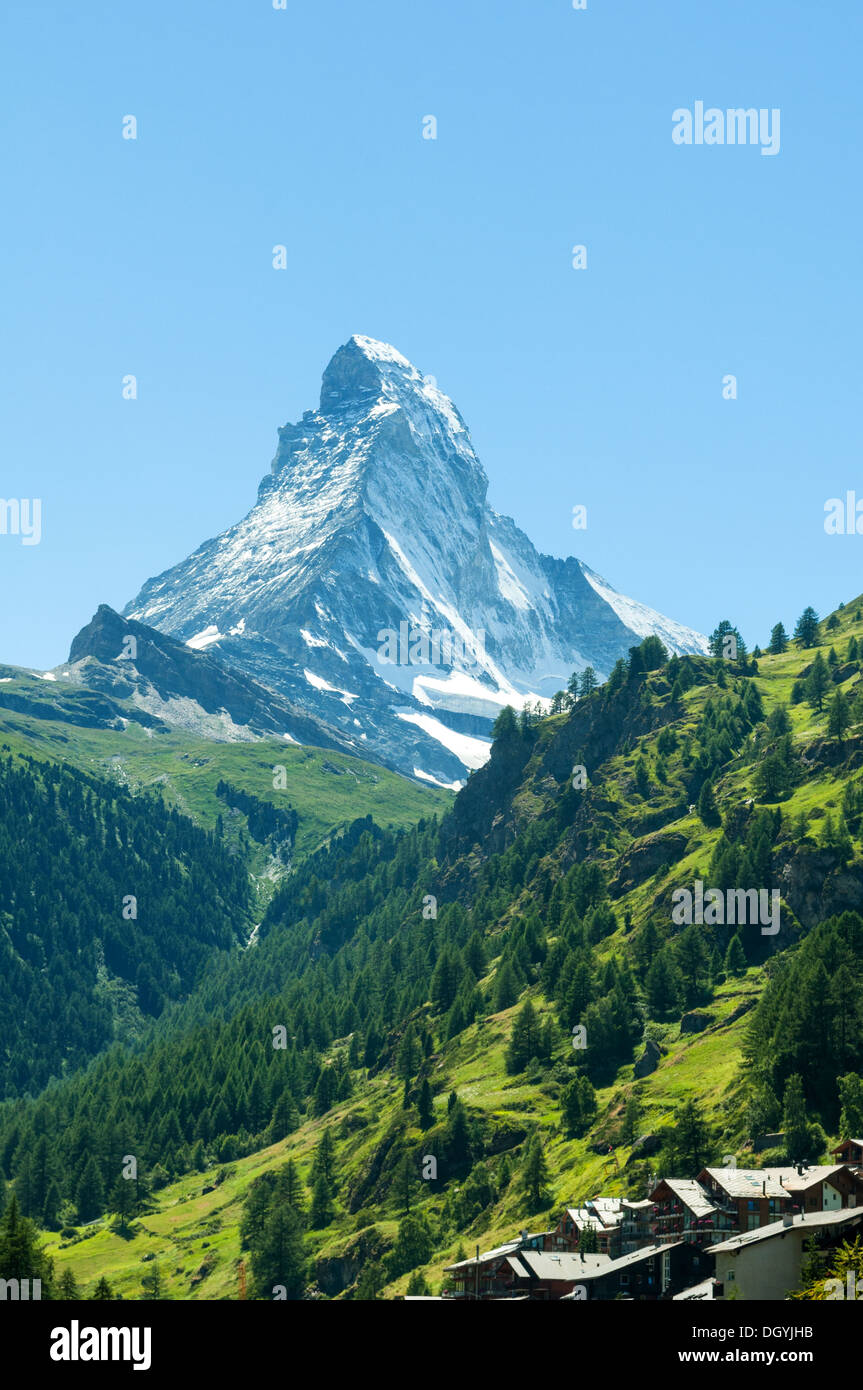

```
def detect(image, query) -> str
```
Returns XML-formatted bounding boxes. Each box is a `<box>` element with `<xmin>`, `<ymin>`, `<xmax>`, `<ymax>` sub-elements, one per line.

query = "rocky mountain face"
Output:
<box><xmin>121</xmin><ymin>335</ymin><xmax>706</xmax><ymax>785</ymax></box>
<box><xmin>61</xmin><ymin>604</ymin><xmax>351</xmax><ymax>749</ymax></box>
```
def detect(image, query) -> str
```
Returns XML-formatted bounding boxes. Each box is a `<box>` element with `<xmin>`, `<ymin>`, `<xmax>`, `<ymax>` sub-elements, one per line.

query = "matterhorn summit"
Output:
<box><xmin>123</xmin><ymin>335</ymin><xmax>706</xmax><ymax>785</ymax></box>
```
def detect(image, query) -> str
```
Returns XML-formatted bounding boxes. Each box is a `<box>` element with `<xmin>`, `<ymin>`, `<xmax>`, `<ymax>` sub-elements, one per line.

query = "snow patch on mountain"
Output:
<box><xmin>579</xmin><ymin>563</ymin><xmax>709</xmax><ymax>657</ymax></box>
<box><xmin>187</xmin><ymin>625</ymin><xmax>223</xmax><ymax>650</ymax></box>
<box><xmin>395</xmin><ymin>709</ymin><xmax>491</xmax><ymax>770</ymax></box>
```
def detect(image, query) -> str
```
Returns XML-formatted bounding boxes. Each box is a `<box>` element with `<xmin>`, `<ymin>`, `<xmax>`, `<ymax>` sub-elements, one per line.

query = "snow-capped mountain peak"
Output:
<box><xmin>124</xmin><ymin>337</ymin><xmax>707</xmax><ymax>784</ymax></box>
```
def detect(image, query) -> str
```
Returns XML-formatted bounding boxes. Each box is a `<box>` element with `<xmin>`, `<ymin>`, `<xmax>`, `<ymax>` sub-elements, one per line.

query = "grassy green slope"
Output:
<box><xmin>44</xmin><ymin>971</ymin><xmax>761</xmax><ymax>1300</ymax></box>
<box><xmin>45</xmin><ymin>600</ymin><xmax>863</xmax><ymax>1299</ymax></box>
<box><xmin>0</xmin><ymin>695</ymin><xmax>452</xmax><ymax>861</ymax></box>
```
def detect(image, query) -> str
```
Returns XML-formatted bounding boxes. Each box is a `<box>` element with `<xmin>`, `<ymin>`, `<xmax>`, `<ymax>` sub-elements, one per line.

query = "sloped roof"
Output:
<box><xmin>702</xmin><ymin>1167</ymin><xmax>787</xmax><ymax>1199</ymax></box>
<box><xmin>600</xmin><ymin>1242</ymin><xmax>676</xmax><ymax>1273</ymax></box>
<box><xmin>443</xmin><ymin>1232</ymin><xmax>550</xmax><ymax>1272</ymax></box>
<box><xmin>711</xmin><ymin>1208</ymin><xmax>863</xmax><ymax>1254</ymax></box>
<box><xmin>566</xmin><ymin>1198</ymin><xmax>626</xmax><ymax>1230</ymax></box>
<box><xmin>510</xmin><ymin>1251</ymin><xmax>612</xmax><ymax>1281</ymax></box>
<box><xmin>662</xmin><ymin>1179</ymin><xmax>719</xmax><ymax>1219</ymax></box>
<box><xmin>762</xmin><ymin>1164</ymin><xmax>852</xmax><ymax>1192</ymax></box>
<box><xmin>673</xmin><ymin>1278</ymin><xmax>719</xmax><ymax>1301</ymax></box>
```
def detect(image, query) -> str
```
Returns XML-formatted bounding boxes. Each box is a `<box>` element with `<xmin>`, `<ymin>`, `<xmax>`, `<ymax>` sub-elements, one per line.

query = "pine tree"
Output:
<box><xmin>417</xmin><ymin>1077</ymin><xmax>434</xmax><ymax>1130</ymax></box>
<box><xmin>251</xmin><ymin>1205</ymin><xmax>305</xmax><ymax>1300</ymax></box>
<box><xmin>313</xmin><ymin>1065</ymin><xmax>336</xmax><ymax>1117</ymax></box>
<box><xmin>697</xmin><ymin>779</ymin><xmax>721</xmax><ymax>828</ymax></box>
<box><xmin>75</xmin><ymin>1156</ymin><xmax>105</xmax><ymax>1224</ymax></box>
<box><xmin>355</xmin><ymin>1259</ymin><xmax>386</xmax><ymax>1300</ymax></box>
<box><xmin>768</xmin><ymin>622</ymin><xmax>788</xmax><ymax>654</ymax></box>
<box><xmin>90</xmin><ymin>1276</ymin><xmax>116</xmax><ymax>1300</ymax></box>
<box><xmin>141</xmin><ymin>1262</ymin><xmax>163</xmax><ymax>1300</ymax></box>
<box><xmin>674</xmin><ymin>1099</ymin><xmax>711</xmax><ymax>1175</ymax></box>
<box><xmin>519</xmin><ymin>1134</ymin><xmax>550</xmax><ymax>1210</ymax></box>
<box><xmin>277</xmin><ymin>1159</ymin><xmax>306</xmax><ymax>1216</ymax></box>
<box><xmin>783</xmin><ymin>1074</ymin><xmax>825</xmax><ymax>1164</ymax></box>
<box><xmin>392</xmin><ymin>1154</ymin><xmax>415</xmax><ymax>1215</ymax></box>
<box><xmin>646</xmin><ymin>948</ymin><xmax>682</xmax><ymax>1017</ymax></box>
<box><xmin>805</xmin><ymin>652</ymin><xmax>830</xmax><ymax>713</ymax></box>
<box><xmin>561</xmin><ymin>1078</ymin><xmax>584</xmax><ymax>1138</ymax></box>
<box><xmin>388</xmin><ymin>1213</ymin><xmax>432</xmax><ymax>1279</ymax></box>
<box><xmin>724</xmin><ymin>935</ymin><xmax>747</xmax><ymax>977</ymax></box>
<box><xmin>828</xmin><ymin>687</ymin><xmax>851</xmax><ymax>742</ymax></box>
<box><xmin>109</xmin><ymin>1175</ymin><xmax>137</xmax><ymax>1236</ymax></box>
<box><xmin>494</xmin><ymin>961</ymin><xmax>519</xmax><ymax>1011</ymax></box>
<box><xmin>0</xmin><ymin>1195</ymin><xmax>54</xmax><ymax>1290</ymax></box>
<box><xmin>640</xmin><ymin>635</ymin><xmax>669</xmax><ymax>671</ymax></box>
<box><xmin>838</xmin><ymin>1074</ymin><xmax>863</xmax><ymax>1139</ymax></box>
<box><xmin>267</xmin><ymin>1091</ymin><xmax>297</xmax><ymax>1143</ymax></box>
<box><xmin>396</xmin><ymin>1026</ymin><xmax>418</xmax><ymax>1107</ymax></box>
<box><xmin>311</xmin><ymin>1129</ymin><xmax>336</xmax><ymax>1194</ymax></box>
<box><xmin>709</xmin><ymin>620</ymin><xmax>744</xmax><ymax>662</ymax></box>
<box><xmin>604</xmin><ymin>656</ymin><xmax>626</xmax><ymax>693</ymax></box>
<box><xmin>561</xmin><ymin>1075</ymin><xmax>597</xmax><ymax>1139</ymax></box>
<box><xmin>309</xmin><ymin>1174</ymin><xmax>334</xmax><ymax>1228</ymax></box>
<box><xmin>676</xmin><ymin>925</ymin><xmax>710</xmax><ymax>1007</ymax></box>
<box><xmin>491</xmin><ymin>706</ymin><xmax>519</xmax><ymax>742</ymax></box>
<box><xmin>578</xmin><ymin>1222</ymin><xmax>599</xmax><ymax>1254</ymax></box>
<box><xmin>622</xmin><ymin>1094</ymin><xmax>641</xmax><ymax>1145</ymax></box>
<box><xmin>445</xmin><ymin>1099</ymin><xmax>472</xmax><ymax>1166</ymax></box>
<box><xmin>579</xmin><ymin>667</ymin><xmax>598</xmax><ymax>698</ymax></box>
<box><xmin>42</xmin><ymin>1181</ymin><xmax>62</xmax><ymax>1231</ymax></box>
<box><xmin>505</xmin><ymin>998</ymin><xmax>540</xmax><ymax>1073</ymax></box>
<box><xmin>755</xmin><ymin>751</ymin><xmax>791</xmax><ymax>802</ymax></box>
<box><xmin>794</xmin><ymin>607</ymin><xmax>820</xmax><ymax>648</ymax></box>
<box><xmin>767</xmin><ymin>705</ymin><xmax>791</xmax><ymax>738</ymax></box>
<box><xmin>59</xmin><ymin>1267</ymin><xmax>79</xmax><ymax>1299</ymax></box>
<box><xmin>406</xmin><ymin>1270</ymin><xmax>431</xmax><ymax>1296</ymax></box>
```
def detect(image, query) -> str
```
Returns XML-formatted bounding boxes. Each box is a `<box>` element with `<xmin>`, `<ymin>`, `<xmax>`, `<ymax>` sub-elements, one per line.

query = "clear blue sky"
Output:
<box><xmin>2</xmin><ymin>0</ymin><xmax>861</xmax><ymax>668</ymax></box>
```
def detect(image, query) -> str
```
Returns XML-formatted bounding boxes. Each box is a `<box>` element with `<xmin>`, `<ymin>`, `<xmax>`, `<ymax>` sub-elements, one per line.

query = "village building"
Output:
<box><xmin>554</xmin><ymin>1197</ymin><xmax>625</xmax><ymax>1256</ymax></box>
<box><xmin>444</xmin><ymin>1152</ymin><xmax>863</xmax><ymax>1302</ymax></box>
<box><xmin>442</xmin><ymin>1230</ymin><xmax>560</xmax><ymax>1299</ymax></box>
<box><xmin>831</xmin><ymin>1138</ymin><xmax>863</xmax><ymax>1169</ymax></box>
<box><xmin>763</xmin><ymin>1164</ymin><xmax>863</xmax><ymax>1213</ymax></box>
<box><xmin>557</xmin><ymin>1241</ymin><xmax>710</xmax><ymax>1301</ymax></box>
<box><xmin>620</xmin><ymin>1197</ymin><xmax>654</xmax><ymax>1253</ymax></box>
<box><xmin>711</xmin><ymin>1207</ymin><xmax>863</xmax><ymax>1301</ymax></box>
<box><xmin>697</xmin><ymin>1167</ymin><xmax>791</xmax><ymax>1231</ymax></box>
<box><xmin>648</xmin><ymin>1178</ymin><xmax>734</xmax><ymax>1245</ymax></box>
<box><xmin>501</xmin><ymin>1250</ymin><xmax>612</xmax><ymax>1300</ymax></box>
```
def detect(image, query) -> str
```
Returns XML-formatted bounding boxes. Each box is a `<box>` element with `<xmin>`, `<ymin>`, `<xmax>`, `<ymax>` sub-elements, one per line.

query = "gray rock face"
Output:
<box><xmin>611</xmin><ymin>831</ymin><xmax>689</xmax><ymax>894</ymax></box>
<box><xmin>679</xmin><ymin>1010</ymin><xmax>714</xmax><ymax>1035</ymax></box>
<box><xmin>633</xmin><ymin>1039</ymin><xmax>663</xmax><ymax>1078</ymax></box>
<box><xmin>61</xmin><ymin>605</ymin><xmax>351</xmax><ymax>751</ymax></box>
<box><xmin>123</xmin><ymin>335</ymin><xmax>707</xmax><ymax>784</ymax></box>
<box><xmin>628</xmin><ymin>1132</ymin><xmax>663</xmax><ymax>1158</ymax></box>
